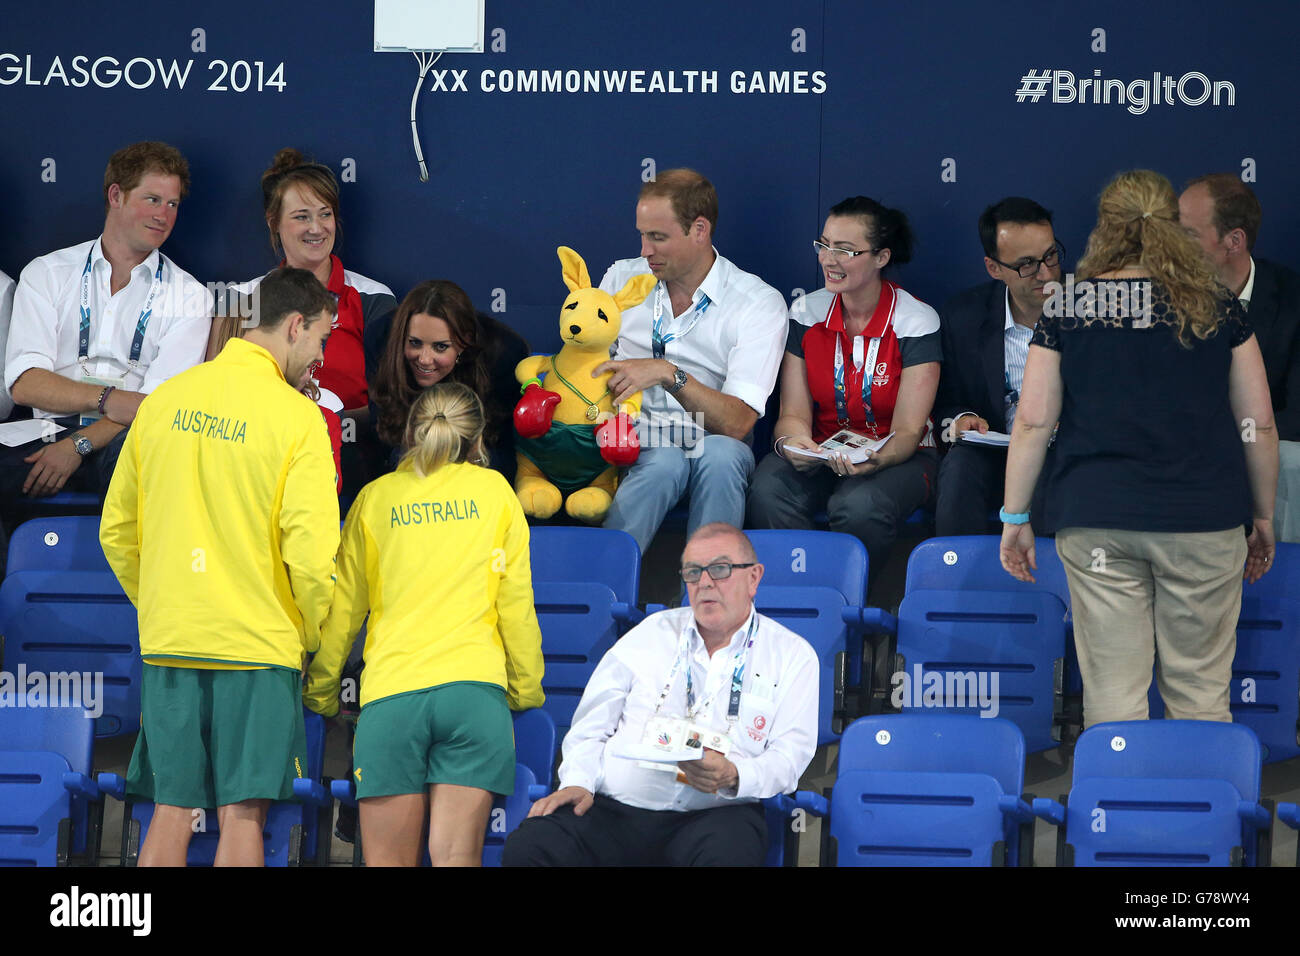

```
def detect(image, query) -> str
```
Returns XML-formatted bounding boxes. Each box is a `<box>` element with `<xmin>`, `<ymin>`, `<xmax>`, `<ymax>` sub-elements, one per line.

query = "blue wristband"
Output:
<box><xmin>999</xmin><ymin>507</ymin><xmax>1030</xmax><ymax>525</ymax></box>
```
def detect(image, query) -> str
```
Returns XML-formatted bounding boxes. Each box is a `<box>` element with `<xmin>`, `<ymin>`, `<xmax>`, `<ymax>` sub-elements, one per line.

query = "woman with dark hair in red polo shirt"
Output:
<box><xmin>748</xmin><ymin>197</ymin><xmax>941</xmax><ymax>577</ymax></box>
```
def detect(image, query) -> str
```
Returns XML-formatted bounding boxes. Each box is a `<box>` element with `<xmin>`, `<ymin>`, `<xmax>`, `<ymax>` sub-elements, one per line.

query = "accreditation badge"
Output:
<box><xmin>638</xmin><ymin>715</ymin><xmax>691</xmax><ymax>773</ymax></box>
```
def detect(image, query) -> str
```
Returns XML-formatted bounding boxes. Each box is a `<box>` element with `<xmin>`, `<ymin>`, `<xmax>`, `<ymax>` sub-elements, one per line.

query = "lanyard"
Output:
<box><xmin>651</xmin><ymin>282</ymin><xmax>711</xmax><ymax>360</ymax></box>
<box><xmin>833</xmin><ymin>329</ymin><xmax>881</xmax><ymax>433</ymax></box>
<box><xmin>79</xmin><ymin>248</ymin><xmax>164</xmax><ymax>375</ymax></box>
<box><xmin>653</xmin><ymin>613</ymin><xmax>759</xmax><ymax>724</ymax></box>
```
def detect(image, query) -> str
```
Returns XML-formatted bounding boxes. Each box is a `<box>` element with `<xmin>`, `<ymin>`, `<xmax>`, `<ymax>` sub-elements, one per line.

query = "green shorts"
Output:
<box><xmin>353</xmin><ymin>681</ymin><xmax>515</xmax><ymax>798</ymax></box>
<box><xmin>126</xmin><ymin>664</ymin><xmax>307</xmax><ymax>808</ymax></box>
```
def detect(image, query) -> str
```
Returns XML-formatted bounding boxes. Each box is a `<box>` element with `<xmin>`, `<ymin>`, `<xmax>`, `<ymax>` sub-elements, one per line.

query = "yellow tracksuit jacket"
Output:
<box><xmin>303</xmin><ymin>459</ymin><xmax>544</xmax><ymax>714</ymax></box>
<box><xmin>100</xmin><ymin>338</ymin><xmax>340</xmax><ymax>669</ymax></box>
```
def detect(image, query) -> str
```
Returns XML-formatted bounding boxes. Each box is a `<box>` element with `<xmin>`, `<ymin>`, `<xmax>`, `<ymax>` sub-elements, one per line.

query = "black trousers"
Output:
<box><xmin>0</xmin><ymin>418</ymin><xmax>129</xmax><ymax>576</ymax></box>
<box><xmin>502</xmin><ymin>794</ymin><xmax>767</xmax><ymax>867</ymax></box>
<box><xmin>934</xmin><ymin>442</ymin><xmax>1051</xmax><ymax>537</ymax></box>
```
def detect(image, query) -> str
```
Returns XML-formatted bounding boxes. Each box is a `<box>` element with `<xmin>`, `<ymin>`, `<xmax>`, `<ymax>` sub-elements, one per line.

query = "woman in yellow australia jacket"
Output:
<box><xmin>304</xmin><ymin>382</ymin><xmax>544</xmax><ymax>866</ymax></box>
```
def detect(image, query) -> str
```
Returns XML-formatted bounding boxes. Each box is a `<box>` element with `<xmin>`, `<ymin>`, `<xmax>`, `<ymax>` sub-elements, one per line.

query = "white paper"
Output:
<box><xmin>615</xmin><ymin>744</ymin><xmax>704</xmax><ymax>764</ymax></box>
<box><xmin>959</xmin><ymin>429</ymin><xmax>1011</xmax><ymax>448</ymax></box>
<box><xmin>0</xmin><ymin>419</ymin><xmax>65</xmax><ymax>447</ymax></box>
<box><xmin>783</xmin><ymin>429</ymin><xmax>894</xmax><ymax>465</ymax></box>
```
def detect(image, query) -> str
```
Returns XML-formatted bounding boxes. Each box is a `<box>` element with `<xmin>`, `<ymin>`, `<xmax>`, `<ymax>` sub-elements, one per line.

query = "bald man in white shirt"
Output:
<box><xmin>503</xmin><ymin>523</ymin><xmax>818</xmax><ymax>867</ymax></box>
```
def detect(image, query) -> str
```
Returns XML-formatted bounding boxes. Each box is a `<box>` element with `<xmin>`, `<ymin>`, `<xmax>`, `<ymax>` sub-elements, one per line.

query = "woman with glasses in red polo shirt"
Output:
<box><xmin>748</xmin><ymin>197</ymin><xmax>941</xmax><ymax>578</ymax></box>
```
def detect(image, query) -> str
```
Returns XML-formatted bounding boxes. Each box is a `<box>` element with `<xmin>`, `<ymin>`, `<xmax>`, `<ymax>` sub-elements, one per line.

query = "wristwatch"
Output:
<box><xmin>72</xmin><ymin>435</ymin><xmax>94</xmax><ymax>458</ymax></box>
<box><xmin>666</xmin><ymin>365</ymin><xmax>688</xmax><ymax>395</ymax></box>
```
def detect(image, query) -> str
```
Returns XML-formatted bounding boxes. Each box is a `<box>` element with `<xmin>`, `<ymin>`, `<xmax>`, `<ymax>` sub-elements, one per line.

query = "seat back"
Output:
<box><xmin>1069</xmin><ymin>721</ymin><xmax>1265</xmax><ymax>866</ymax></box>
<box><xmin>512</xmin><ymin>708</ymin><xmax>557</xmax><ymax>791</ymax></box>
<box><xmin>0</xmin><ymin>700</ymin><xmax>96</xmax><ymax>859</ymax></box>
<box><xmin>895</xmin><ymin>589</ymin><xmax>1066</xmax><ymax>753</ymax></box>
<box><xmin>482</xmin><ymin>763</ymin><xmax>539</xmax><ymax>867</ymax></box>
<box><xmin>905</xmin><ymin>536</ymin><xmax>1071</xmax><ymax>610</ymax></box>
<box><xmin>0</xmin><ymin>750</ymin><xmax>73</xmax><ymax>867</ymax></box>
<box><xmin>839</xmin><ymin>714</ymin><xmax>1026</xmax><ymax>798</ymax></box>
<box><xmin>1073</xmin><ymin>720</ymin><xmax>1262</xmax><ymax>799</ymax></box>
<box><xmin>750</xmin><ymin>585</ymin><xmax>847</xmax><ymax>745</ymax></box>
<box><xmin>831</xmin><ymin>769</ymin><xmax>1010</xmax><ymax>866</ymax></box>
<box><xmin>6</xmin><ymin>516</ymin><xmax>111</xmax><ymax>574</ymax></box>
<box><xmin>747</xmin><ymin>530</ymin><xmax>869</xmax><ymax>605</ymax></box>
<box><xmin>533</xmin><ymin>581</ymin><xmax>621</xmax><ymax>739</ymax></box>
<box><xmin>1063</xmin><ymin>776</ymin><xmax>1247</xmax><ymax>866</ymax></box>
<box><xmin>528</xmin><ymin>527</ymin><xmax>640</xmax><ymax>605</ymax></box>
<box><xmin>1231</xmin><ymin>586</ymin><xmax>1300</xmax><ymax>763</ymax></box>
<box><xmin>0</xmin><ymin>570</ymin><xmax>141</xmax><ymax>737</ymax></box>
<box><xmin>832</xmin><ymin>715</ymin><xmax>1028</xmax><ymax>866</ymax></box>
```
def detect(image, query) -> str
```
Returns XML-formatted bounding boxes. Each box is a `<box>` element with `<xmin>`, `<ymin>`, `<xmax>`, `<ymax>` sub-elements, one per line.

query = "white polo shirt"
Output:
<box><xmin>600</xmin><ymin>251</ymin><xmax>787</xmax><ymax>440</ymax></box>
<box><xmin>558</xmin><ymin>605</ymin><xmax>819</xmax><ymax>811</ymax></box>
<box><xmin>0</xmin><ymin>269</ymin><xmax>15</xmax><ymax>421</ymax></box>
<box><xmin>5</xmin><ymin>237</ymin><xmax>211</xmax><ymax>419</ymax></box>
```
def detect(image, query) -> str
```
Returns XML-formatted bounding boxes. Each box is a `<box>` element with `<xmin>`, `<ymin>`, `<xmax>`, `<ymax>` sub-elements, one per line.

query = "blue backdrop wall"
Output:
<box><xmin>2</xmin><ymin>0</ymin><xmax>1296</xmax><ymax>348</ymax></box>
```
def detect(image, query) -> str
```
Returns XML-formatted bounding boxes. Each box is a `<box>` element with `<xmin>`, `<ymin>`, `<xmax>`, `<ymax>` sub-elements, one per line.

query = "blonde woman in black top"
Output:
<box><xmin>1000</xmin><ymin>169</ymin><xmax>1277</xmax><ymax>727</ymax></box>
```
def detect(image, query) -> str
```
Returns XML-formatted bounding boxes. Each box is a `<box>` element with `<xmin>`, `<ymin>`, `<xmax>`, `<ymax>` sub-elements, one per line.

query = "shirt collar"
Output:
<box><xmin>1003</xmin><ymin>287</ymin><xmax>1036</xmax><ymax>333</ymax></box>
<box><xmin>693</xmin><ymin>247</ymin><xmax>727</xmax><ymax>307</ymax></box>
<box><xmin>91</xmin><ymin>236</ymin><xmax>162</xmax><ymax>278</ymax></box>
<box><xmin>326</xmin><ymin>255</ymin><xmax>346</xmax><ymax>296</ymax></box>
<box><xmin>825</xmin><ymin>280</ymin><xmax>896</xmax><ymax>334</ymax></box>
<box><xmin>1239</xmin><ymin>257</ymin><xmax>1257</xmax><ymax>309</ymax></box>
<box><xmin>685</xmin><ymin>603</ymin><xmax>758</xmax><ymax>657</ymax></box>
<box><xmin>219</xmin><ymin>336</ymin><xmax>289</xmax><ymax>385</ymax></box>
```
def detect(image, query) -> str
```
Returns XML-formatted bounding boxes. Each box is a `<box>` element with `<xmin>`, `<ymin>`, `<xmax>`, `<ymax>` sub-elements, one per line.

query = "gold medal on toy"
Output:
<box><xmin>551</xmin><ymin>359</ymin><xmax>609</xmax><ymax>423</ymax></box>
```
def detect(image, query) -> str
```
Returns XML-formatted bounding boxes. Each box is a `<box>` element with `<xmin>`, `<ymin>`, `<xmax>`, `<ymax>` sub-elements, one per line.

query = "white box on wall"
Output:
<box><xmin>374</xmin><ymin>0</ymin><xmax>485</xmax><ymax>54</ymax></box>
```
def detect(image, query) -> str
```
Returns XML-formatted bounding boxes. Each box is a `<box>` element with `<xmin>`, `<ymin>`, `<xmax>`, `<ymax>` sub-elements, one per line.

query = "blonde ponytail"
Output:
<box><xmin>402</xmin><ymin>382</ymin><xmax>486</xmax><ymax>477</ymax></box>
<box><xmin>1077</xmin><ymin>169</ymin><xmax>1224</xmax><ymax>345</ymax></box>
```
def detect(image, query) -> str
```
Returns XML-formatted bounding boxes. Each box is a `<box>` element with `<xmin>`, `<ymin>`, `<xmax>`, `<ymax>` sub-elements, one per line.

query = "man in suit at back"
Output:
<box><xmin>1180</xmin><ymin>174</ymin><xmax>1300</xmax><ymax>543</ymax></box>
<box><xmin>934</xmin><ymin>197</ymin><xmax>1060</xmax><ymax>536</ymax></box>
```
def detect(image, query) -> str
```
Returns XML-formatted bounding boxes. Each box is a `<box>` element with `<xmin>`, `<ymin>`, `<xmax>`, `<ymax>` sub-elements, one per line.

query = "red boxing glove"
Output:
<box><xmin>514</xmin><ymin>382</ymin><xmax>561</xmax><ymax>439</ymax></box>
<box><xmin>596</xmin><ymin>412</ymin><xmax>640</xmax><ymax>467</ymax></box>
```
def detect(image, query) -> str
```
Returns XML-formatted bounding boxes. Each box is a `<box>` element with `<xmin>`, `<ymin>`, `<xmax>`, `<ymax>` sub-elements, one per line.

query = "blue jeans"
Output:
<box><xmin>604</xmin><ymin>435</ymin><xmax>754</xmax><ymax>555</ymax></box>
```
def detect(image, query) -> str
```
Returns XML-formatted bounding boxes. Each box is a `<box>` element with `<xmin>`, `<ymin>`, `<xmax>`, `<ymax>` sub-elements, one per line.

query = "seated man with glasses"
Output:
<box><xmin>503</xmin><ymin>522</ymin><xmax>818</xmax><ymax>867</ymax></box>
<box><xmin>933</xmin><ymin>197</ymin><xmax>1061</xmax><ymax>536</ymax></box>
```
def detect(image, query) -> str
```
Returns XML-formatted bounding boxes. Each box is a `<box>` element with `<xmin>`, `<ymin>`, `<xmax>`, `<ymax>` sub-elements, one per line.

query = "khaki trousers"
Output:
<box><xmin>1056</xmin><ymin>527</ymin><xmax>1247</xmax><ymax>727</ymax></box>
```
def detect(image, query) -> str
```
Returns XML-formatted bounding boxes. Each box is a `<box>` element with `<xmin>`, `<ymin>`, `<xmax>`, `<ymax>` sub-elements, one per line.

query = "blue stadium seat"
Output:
<box><xmin>1113</xmin><ymin>543</ymin><xmax>1300</xmax><ymax>760</ymax></box>
<box><xmin>0</xmin><ymin>697</ymin><xmax>103</xmax><ymax>866</ymax></box>
<box><xmin>904</xmin><ymin>536</ymin><xmax>1076</xmax><ymax>737</ymax></box>
<box><xmin>1229</xmin><ymin>543</ymin><xmax>1300</xmax><ymax>762</ymax></box>
<box><xmin>1032</xmin><ymin>720</ymin><xmax>1272</xmax><ymax>867</ymax></box>
<box><xmin>1275</xmin><ymin>802</ymin><xmax>1300</xmax><ymax>866</ymax></box>
<box><xmin>528</xmin><ymin>526</ymin><xmax>640</xmax><ymax>604</ymax></box>
<box><xmin>745</xmin><ymin>530</ymin><xmax>896</xmax><ymax>724</ymax></box>
<box><xmin>0</xmin><ymin>752</ymin><xmax>83</xmax><ymax>866</ymax></box>
<box><xmin>801</xmin><ymin>714</ymin><xmax>1034</xmax><ymax>866</ymax></box>
<box><xmin>749</xmin><ymin>585</ymin><xmax>849</xmax><ymax>745</ymax></box>
<box><xmin>99</xmin><ymin>709</ymin><xmax>333</xmax><ymax>867</ymax></box>
<box><xmin>894</xmin><ymin>589</ymin><xmax>1066</xmax><ymax>753</ymax></box>
<box><xmin>528</xmin><ymin>528</ymin><xmax>643</xmax><ymax>739</ymax></box>
<box><xmin>1</xmin><ymin>569</ymin><xmax>141</xmax><ymax>737</ymax></box>
<box><xmin>5</xmin><ymin>516</ymin><xmax>110</xmax><ymax>574</ymax></box>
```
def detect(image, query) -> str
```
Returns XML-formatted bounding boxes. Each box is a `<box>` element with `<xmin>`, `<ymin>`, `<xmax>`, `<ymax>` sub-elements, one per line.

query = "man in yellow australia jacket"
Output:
<box><xmin>100</xmin><ymin>267</ymin><xmax>340</xmax><ymax>866</ymax></box>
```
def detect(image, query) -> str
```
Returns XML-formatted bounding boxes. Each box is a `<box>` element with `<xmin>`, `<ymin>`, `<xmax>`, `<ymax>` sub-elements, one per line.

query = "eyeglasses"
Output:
<box><xmin>679</xmin><ymin>562</ymin><xmax>757</xmax><ymax>584</ymax></box>
<box><xmin>813</xmin><ymin>240</ymin><xmax>878</xmax><ymax>262</ymax></box>
<box><xmin>990</xmin><ymin>241</ymin><xmax>1064</xmax><ymax>279</ymax></box>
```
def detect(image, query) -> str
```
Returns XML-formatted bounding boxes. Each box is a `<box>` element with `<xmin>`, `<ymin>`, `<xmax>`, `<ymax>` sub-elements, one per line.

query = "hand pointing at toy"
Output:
<box><xmin>593</xmin><ymin>358</ymin><xmax>676</xmax><ymax>406</ymax></box>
